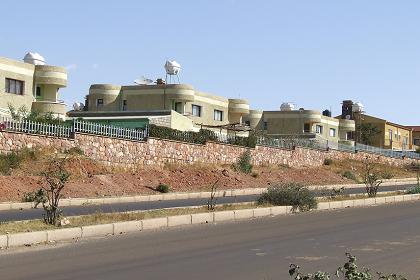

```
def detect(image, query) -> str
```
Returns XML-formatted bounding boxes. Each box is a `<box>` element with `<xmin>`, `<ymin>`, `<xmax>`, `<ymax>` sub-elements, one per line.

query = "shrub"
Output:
<box><xmin>156</xmin><ymin>183</ymin><xmax>170</xmax><ymax>193</ymax></box>
<box><xmin>233</xmin><ymin>150</ymin><xmax>253</xmax><ymax>174</ymax></box>
<box><xmin>289</xmin><ymin>252</ymin><xmax>407</xmax><ymax>280</ymax></box>
<box><xmin>342</xmin><ymin>170</ymin><xmax>356</xmax><ymax>181</ymax></box>
<box><xmin>0</xmin><ymin>148</ymin><xmax>38</xmax><ymax>175</ymax></box>
<box><xmin>323</xmin><ymin>158</ymin><xmax>333</xmax><ymax>165</ymax></box>
<box><xmin>22</xmin><ymin>189</ymin><xmax>48</xmax><ymax>208</ymax></box>
<box><xmin>251</xmin><ymin>172</ymin><xmax>259</xmax><ymax>178</ymax></box>
<box><xmin>406</xmin><ymin>185</ymin><xmax>420</xmax><ymax>194</ymax></box>
<box><xmin>148</xmin><ymin>124</ymin><xmax>256</xmax><ymax>148</ymax></box>
<box><xmin>258</xmin><ymin>183</ymin><xmax>317</xmax><ymax>212</ymax></box>
<box><xmin>416</xmin><ymin>147</ymin><xmax>420</xmax><ymax>154</ymax></box>
<box><xmin>362</xmin><ymin>157</ymin><xmax>382</xmax><ymax>197</ymax></box>
<box><xmin>381</xmin><ymin>171</ymin><xmax>394</xmax><ymax>179</ymax></box>
<box><xmin>65</xmin><ymin>147</ymin><xmax>84</xmax><ymax>156</ymax></box>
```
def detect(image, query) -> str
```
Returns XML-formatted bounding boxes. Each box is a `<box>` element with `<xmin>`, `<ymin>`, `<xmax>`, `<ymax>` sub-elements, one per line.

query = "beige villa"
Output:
<box><xmin>243</xmin><ymin>104</ymin><xmax>356</xmax><ymax>147</ymax></box>
<box><xmin>0</xmin><ymin>53</ymin><xmax>67</xmax><ymax>119</ymax></box>
<box><xmin>68</xmin><ymin>82</ymin><xmax>250</xmax><ymax>133</ymax></box>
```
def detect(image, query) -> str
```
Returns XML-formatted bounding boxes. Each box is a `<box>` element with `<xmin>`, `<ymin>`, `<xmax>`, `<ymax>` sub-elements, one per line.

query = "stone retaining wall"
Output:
<box><xmin>0</xmin><ymin>131</ymin><xmax>416</xmax><ymax>168</ymax></box>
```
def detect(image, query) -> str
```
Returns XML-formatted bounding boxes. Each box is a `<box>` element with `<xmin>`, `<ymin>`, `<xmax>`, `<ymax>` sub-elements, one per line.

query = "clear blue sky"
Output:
<box><xmin>3</xmin><ymin>0</ymin><xmax>420</xmax><ymax>124</ymax></box>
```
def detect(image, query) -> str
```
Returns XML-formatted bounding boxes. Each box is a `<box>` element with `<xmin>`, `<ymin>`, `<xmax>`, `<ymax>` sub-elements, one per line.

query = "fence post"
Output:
<box><xmin>71</xmin><ymin>118</ymin><xmax>76</xmax><ymax>139</ymax></box>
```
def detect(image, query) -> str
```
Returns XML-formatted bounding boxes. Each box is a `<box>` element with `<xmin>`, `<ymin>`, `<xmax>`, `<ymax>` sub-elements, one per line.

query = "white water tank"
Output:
<box><xmin>352</xmin><ymin>102</ymin><xmax>364</xmax><ymax>113</ymax></box>
<box><xmin>280</xmin><ymin>102</ymin><xmax>295</xmax><ymax>111</ymax></box>
<box><xmin>23</xmin><ymin>52</ymin><xmax>46</xmax><ymax>65</ymax></box>
<box><xmin>164</xmin><ymin>60</ymin><xmax>181</xmax><ymax>75</ymax></box>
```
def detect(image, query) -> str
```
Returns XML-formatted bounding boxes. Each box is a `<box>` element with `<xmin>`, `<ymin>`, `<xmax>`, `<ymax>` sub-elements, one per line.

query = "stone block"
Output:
<box><xmin>353</xmin><ymin>199</ymin><xmax>365</xmax><ymax>207</ymax></box>
<box><xmin>270</xmin><ymin>206</ymin><xmax>287</xmax><ymax>216</ymax></box>
<box><xmin>253</xmin><ymin>207</ymin><xmax>271</xmax><ymax>218</ymax></box>
<box><xmin>0</xmin><ymin>235</ymin><xmax>7</xmax><ymax>248</ymax></box>
<box><xmin>317</xmin><ymin>202</ymin><xmax>330</xmax><ymax>210</ymax></box>
<box><xmin>234</xmin><ymin>209</ymin><xmax>254</xmax><ymax>220</ymax></box>
<box><xmin>142</xmin><ymin>217</ymin><xmax>168</xmax><ymax>230</ymax></box>
<box><xmin>118</xmin><ymin>196</ymin><xmax>137</xmax><ymax>203</ymax></box>
<box><xmin>10</xmin><ymin>202</ymin><xmax>32</xmax><ymax>210</ymax></box>
<box><xmin>81</xmin><ymin>224</ymin><xmax>114</xmax><ymax>238</ymax></box>
<box><xmin>191</xmin><ymin>213</ymin><xmax>214</xmax><ymax>224</ymax></box>
<box><xmin>135</xmin><ymin>195</ymin><xmax>150</xmax><ymax>202</ymax></box>
<box><xmin>214</xmin><ymin>211</ymin><xmax>235</xmax><ymax>222</ymax></box>
<box><xmin>167</xmin><ymin>215</ymin><xmax>191</xmax><ymax>227</ymax></box>
<box><xmin>329</xmin><ymin>201</ymin><xmax>343</xmax><ymax>209</ymax></box>
<box><xmin>402</xmin><ymin>195</ymin><xmax>413</xmax><ymax>201</ymax></box>
<box><xmin>385</xmin><ymin>196</ymin><xmax>395</xmax><ymax>203</ymax></box>
<box><xmin>375</xmin><ymin>197</ymin><xmax>386</xmax><ymax>204</ymax></box>
<box><xmin>113</xmin><ymin>221</ymin><xmax>142</xmax><ymax>234</ymax></box>
<box><xmin>174</xmin><ymin>193</ymin><xmax>189</xmax><ymax>200</ymax></box>
<box><xmin>187</xmin><ymin>192</ymin><xmax>201</xmax><ymax>199</ymax></box>
<box><xmin>342</xmin><ymin>200</ymin><xmax>354</xmax><ymax>208</ymax></box>
<box><xmin>47</xmin><ymin>227</ymin><xmax>82</xmax><ymax>242</ymax></box>
<box><xmin>394</xmin><ymin>195</ymin><xmax>404</xmax><ymax>202</ymax></box>
<box><xmin>364</xmin><ymin>198</ymin><xmax>375</xmax><ymax>206</ymax></box>
<box><xmin>0</xmin><ymin>203</ymin><xmax>10</xmax><ymax>211</ymax></box>
<box><xmin>148</xmin><ymin>194</ymin><xmax>164</xmax><ymax>201</ymax></box>
<box><xmin>69</xmin><ymin>198</ymin><xmax>89</xmax><ymax>206</ymax></box>
<box><xmin>8</xmin><ymin>231</ymin><xmax>47</xmax><ymax>247</ymax></box>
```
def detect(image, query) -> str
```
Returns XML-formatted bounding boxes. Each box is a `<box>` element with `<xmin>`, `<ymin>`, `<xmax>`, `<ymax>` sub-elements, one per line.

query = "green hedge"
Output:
<box><xmin>148</xmin><ymin>124</ymin><xmax>256</xmax><ymax>148</ymax></box>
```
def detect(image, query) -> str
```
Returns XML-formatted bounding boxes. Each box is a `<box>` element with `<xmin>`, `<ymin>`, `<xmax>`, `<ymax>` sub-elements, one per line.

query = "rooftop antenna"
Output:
<box><xmin>134</xmin><ymin>76</ymin><xmax>154</xmax><ymax>85</ymax></box>
<box><xmin>164</xmin><ymin>60</ymin><xmax>181</xmax><ymax>84</ymax></box>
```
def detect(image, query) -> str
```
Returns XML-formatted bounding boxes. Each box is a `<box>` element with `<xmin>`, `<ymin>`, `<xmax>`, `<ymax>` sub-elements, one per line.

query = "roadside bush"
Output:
<box><xmin>22</xmin><ymin>189</ymin><xmax>48</xmax><ymax>208</ymax></box>
<box><xmin>381</xmin><ymin>171</ymin><xmax>394</xmax><ymax>179</ymax></box>
<box><xmin>258</xmin><ymin>183</ymin><xmax>317</xmax><ymax>212</ymax></box>
<box><xmin>342</xmin><ymin>170</ymin><xmax>356</xmax><ymax>181</ymax></box>
<box><xmin>156</xmin><ymin>183</ymin><xmax>170</xmax><ymax>193</ymax></box>
<box><xmin>323</xmin><ymin>158</ymin><xmax>333</xmax><ymax>166</ymax></box>
<box><xmin>289</xmin><ymin>252</ymin><xmax>407</xmax><ymax>280</ymax></box>
<box><xmin>416</xmin><ymin>147</ymin><xmax>420</xmax><ymax>154</ymax></box>
<box><xmin>0</xmin><ymin>148</ymin><xmax>38</xmax><ymax>175</ymax></box>
<box><xmin>406</xmin><ymin>185</ymin><xmax>420</xmax><ymax>194</ymax></box>
<box><xmin>65</xmin><ymin>147</ymin><xmax>84</xmax><ymax>156</ymax></box>
<box><xmin>233</xmin><ymin>150</ymin><xmax>253</xmax><ymax>174</ymax></box>
<box><xmin>251</xmin><ymin>171</ymin><xmax>259</xmax><ymax>178</ymax></box>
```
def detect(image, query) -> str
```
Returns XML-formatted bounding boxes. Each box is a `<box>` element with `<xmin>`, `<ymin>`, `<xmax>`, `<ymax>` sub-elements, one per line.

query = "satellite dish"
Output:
<box><xmin>72</xmin><ymin>102</ymin><xmax>84</xmax><ymax>111</ymax></box>
<box><xmin>134</xmin><ymin>76</ymin><xmax>154</xmax><ymax>85</ymax></box>
<box><xmin>164</xmin><ymin>60</ymin><xmax>181</xmax><ymax>75</ymax></box>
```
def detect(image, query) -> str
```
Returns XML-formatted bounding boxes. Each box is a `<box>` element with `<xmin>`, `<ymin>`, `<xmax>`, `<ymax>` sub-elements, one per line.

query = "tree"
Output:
<box><xmin>40</xmin><ymin>156</ymin><xmax>70</xmax><ymax>225</ymax></box>
<box><xmin>362</xmin><ymin>157</ymin><xmax>383</xmax><ymax>197</ymax></box>
<box><xmin>358</xmin><ymin>123</ymin><xmax>381</xmax><ymax>145</ymax></box>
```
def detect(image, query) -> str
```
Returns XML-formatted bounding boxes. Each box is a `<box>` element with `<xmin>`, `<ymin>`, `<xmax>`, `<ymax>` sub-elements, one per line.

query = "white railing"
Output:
<box><xmin>0</xmin><ymin>117</ymin><xmax>71</xmax><ymax>138</ymax></box>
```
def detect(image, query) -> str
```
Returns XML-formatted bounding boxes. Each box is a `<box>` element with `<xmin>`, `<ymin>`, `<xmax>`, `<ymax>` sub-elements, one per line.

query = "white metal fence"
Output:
<box><xmin>73</xmin><ymin>120</ymin><xmax>148</xmax><ymax>141</ymax></box>
<box><xmin>0</xmin><ymin>117</ymin><xmax>71</xmax><ymax>138</ymax></box>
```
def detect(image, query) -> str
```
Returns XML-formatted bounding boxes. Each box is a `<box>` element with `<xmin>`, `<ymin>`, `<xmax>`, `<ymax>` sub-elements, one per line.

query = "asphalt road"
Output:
<box><xmin>1</xmin><ymin>201</ymin><xmax>420</xmax><ymax>279</ymax></box>
<box><xmin>0</xmin><ymin>183</ymin><xmax>415</xmax><ymax>222</ymax></box>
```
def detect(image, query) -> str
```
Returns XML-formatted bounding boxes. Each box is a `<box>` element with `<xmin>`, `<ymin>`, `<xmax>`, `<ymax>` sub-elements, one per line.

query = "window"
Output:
<box><xmin>96</xmin><ymin>99</ymin><xmax>104</xmax><ymax>108</ymax></box>
<box><xmin>389</xmin><ymin>129</ymin><xmax>393</xmax><ymax>143</ymax></box>
<box><xmin>303</xmin><ymin>123</ymin><xmax>310</xmax><ymax>133</ymax></box>
<box><xmin>36</xmin><ymin>86</ymin><xmax>41</xmax><ymax>97</ymax></box>
<box><xmin>173</xmin><ymin>102</ymin><xmax>183</xmax><ymax>114</ymax></box>
<box><xmin>414</xmin><ymin>138</ymin><xmax>420</xmax><ymax>146</ymax></box>
<box><xmin>329</xmin><ymin>128</ymin><xmax>336</xmax><ymax>137</ymax></box>
<box><xmin>315</xmin><ymin>125</ymin><xmax>323</xmax><ymax>134</ymax></box>
<box><xmin>245</xmin><ymin>120</ymin><xmax>251</xmax><ymax>126</ymax></box>
<box><xmin>263</xmin><ymin>121</ymin><xmax>268</xmax><ymax>130</ymax></box>
<box><xmin>5</xmin><ymin>78</ymin><xmax>24</xmax><ymax>95</ymax></box>
<box><xmin>122</xmin><ymin>100</ymin><xmax>127</xmax><ymax>111</ymax></box>
<box><xmin>192</xmin><ymin>104</ymin><xmax>201</xmax><ymax>117</ymax></box>
<box><xmin>214</xmin><ymin>110</ymin><xmax>223</xmax><ymax>121</ymax></box>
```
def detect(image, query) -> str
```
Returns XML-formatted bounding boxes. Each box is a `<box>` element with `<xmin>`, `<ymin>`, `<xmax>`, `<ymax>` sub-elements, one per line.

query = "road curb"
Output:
<box><xmin>1</xmin><ymin>193</ymin><xmax>420</xmax><ymax>249</ymax></box>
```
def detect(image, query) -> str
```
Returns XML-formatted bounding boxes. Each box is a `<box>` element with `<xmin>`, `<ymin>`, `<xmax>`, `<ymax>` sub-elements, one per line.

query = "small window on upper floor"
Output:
<box><xmin>263</xmin><ymin>121</ymin><xmax>268</xmax><ymax>130</ymax></box>
<box><xmin>97</xmin><ymin>99</ymin><xmax>104</xmax><ymax>108</ymax></box>
<box><xmin>315</xmin><ymin>125</ymin><xmax>323</xmax><ymax>134</ymax></box>
<box><xmin>303</xmin><ymin>123</ymin><xmax>310</xmax><ymax>133</ymax></box>
<box><xmin>192</xmin><ymin>104</ymin><xmax>202</xmax><ymax>117</ymax></box>
<box><xmin>329</xmin><ymin>128</ymin><xmax>336</xmax><ymax>137</ymax></box>
<box><xmin>174</xmin><ymin>102</ymin><xmax>183</xmax><ymax>114</ymax></box>
<box><xmin>122</xmin><ymin>100</ymin><xmax>127</xmax><ymax>111</ymax></box>
<box><xmin>5</xmin><ymin>78</ymin><xmax>24</xmax><ymax>95</ymax></box>
<box><xmin>245</xmin><ymin>120</ymin><xmax>251</xmax><ymax>126</ymax></box>
<box><xmin>214</xmin><ymin>110</ymin><xmax>223</xmax><ymax>121</ymax></box>
<box><xmin>36</xmin><ymin>86</ymin><xmax>41</xmax><ymax>97</ymax></box>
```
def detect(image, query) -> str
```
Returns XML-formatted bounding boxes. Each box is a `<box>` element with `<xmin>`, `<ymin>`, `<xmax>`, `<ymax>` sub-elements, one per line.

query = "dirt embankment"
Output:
<box><xmin>0</xmin><ymin>151</ymin><xmax>416</xmax><ymax>202</ymax></box>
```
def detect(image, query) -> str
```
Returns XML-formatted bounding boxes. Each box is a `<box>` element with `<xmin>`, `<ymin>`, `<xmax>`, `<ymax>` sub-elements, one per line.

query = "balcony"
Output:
<box><xmin>31</xmin><ymin>99</ymin><xmax>67</xmax><ymax>117</ymax></box>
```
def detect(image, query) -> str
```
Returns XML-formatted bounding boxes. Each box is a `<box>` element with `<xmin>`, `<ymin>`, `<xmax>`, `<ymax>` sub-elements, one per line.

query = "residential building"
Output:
<box><xmin>0</xmin><ymin>53</ymin><xmax>68</xmax><ymax>119</ymax></box>
<box><xmin>242</xmin><ymin>103</ymin><xmax>356</xmax><ymax>147</ymax></box>
<box><xmin>340</xmin><ymin>100</ymin><xmax>413</xmax><ymax>150</ymax></box>
<box><xmin>405</xmin><ymin>126</ymin><xmax>420</xmax><ymax>149</ymax></box>
<box><xmin>68</xmin><ymin>82</ymin><xmax>250</xmax><ymax>133</ymax></box>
